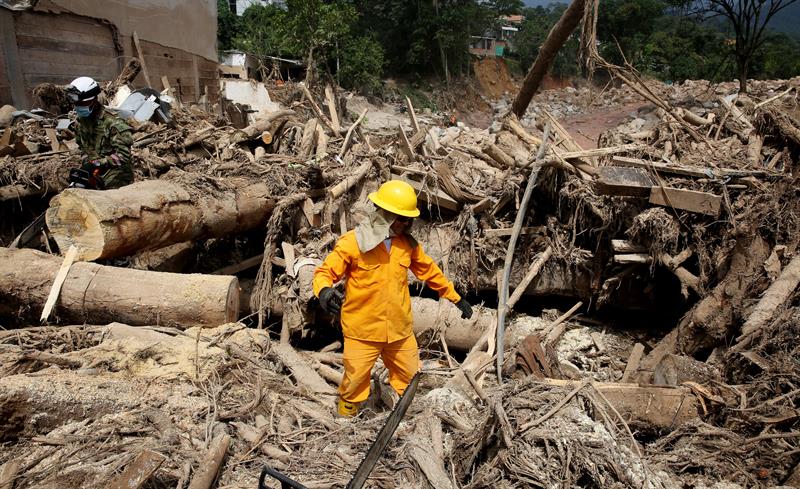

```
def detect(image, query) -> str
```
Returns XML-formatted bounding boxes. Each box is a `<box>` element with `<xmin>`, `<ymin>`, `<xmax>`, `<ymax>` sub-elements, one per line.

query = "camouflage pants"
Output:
<box><xmin>101</xmin><ymin>165</ymin><xmax>133</xmax><ymax>189</ymax></box>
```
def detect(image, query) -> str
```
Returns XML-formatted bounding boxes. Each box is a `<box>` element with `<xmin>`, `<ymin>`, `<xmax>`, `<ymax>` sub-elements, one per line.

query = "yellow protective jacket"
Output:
<box><xmin>313</xmin><ymin>231</ymin><xmax>461</xmax><ymax>343</ymax></box>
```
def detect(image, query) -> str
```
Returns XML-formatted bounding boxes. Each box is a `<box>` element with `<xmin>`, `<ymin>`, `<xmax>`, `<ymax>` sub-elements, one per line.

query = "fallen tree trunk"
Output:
<box><xmin>0</xmin><ymin>247</ymin><xmax>239</xmax><ymax>328</ymax></box>
<box><xmin>637</xmin><ymin>233</ymin><xmax>769</xmax><ymax>382</ymax></box>
<box><xmin>412</xmin><ymin>297</ymin><xmax>496</xmax><ymax>351</ymax></box>
<box><xmin>511</xmin><ymin>0</ymin><xmax>589</xmax><ymax>118</ymax></box>
<box><xmin>733</xmin><ymin>252</ymin><xmax>800</xmax><ymax>351</ymax></box>
<box><xmin>46</xmin><ymin>179</ymin><xmax>276</xmax><ymax>261</ymax></box>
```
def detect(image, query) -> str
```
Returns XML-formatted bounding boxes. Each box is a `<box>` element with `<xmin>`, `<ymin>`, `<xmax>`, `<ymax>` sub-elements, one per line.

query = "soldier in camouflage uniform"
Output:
<box><xmin>67</xmin><ymin>77</ymin><xmax>133</xmax><ymax>189</ymax></box>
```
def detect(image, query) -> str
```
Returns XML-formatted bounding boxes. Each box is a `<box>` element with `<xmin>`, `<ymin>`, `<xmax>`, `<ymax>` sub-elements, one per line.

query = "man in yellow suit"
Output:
<box><xmin>313</xmin><ymin>180</ymin><xmax>473</xmax><ymax>417</ymax></box>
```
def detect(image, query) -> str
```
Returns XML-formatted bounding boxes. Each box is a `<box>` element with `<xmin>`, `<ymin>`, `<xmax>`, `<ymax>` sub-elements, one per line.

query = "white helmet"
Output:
<box><xmin>67</xmin><ymin>76</ymin><xmax>101</xmax><ymax>103</ymax></box>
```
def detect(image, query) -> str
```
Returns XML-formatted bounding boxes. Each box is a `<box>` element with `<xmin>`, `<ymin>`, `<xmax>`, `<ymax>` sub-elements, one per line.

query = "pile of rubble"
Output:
<box><xmin>1</xmin><ymin>63</ymin><xmax>800</xmax><ymax>488</ymax></box>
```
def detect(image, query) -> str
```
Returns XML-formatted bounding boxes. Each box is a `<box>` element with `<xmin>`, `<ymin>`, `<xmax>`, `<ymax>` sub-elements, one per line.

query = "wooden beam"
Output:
<box><xmin>596</xmin><ymin>166</ymin><xmax>653</xmax><ymax>197</ymax></box>
<box><xmin>396</xmin><ymin>124</ymin><xmax>416</xmax><ymax>162</ymax></box>
<box><xmin>0</xmin><ymin>9</ymin><xmax>28</xmax><ymax>108</ymax></box>
<box><xmin>543</xmin><ymin>379</ymin><xmax>699</xmax><ymax>429</ymax></box>
<box><xmin>45</xmin><ymin>128</ymin><xmax>60</xmax><ymax>152</ymax></box>
<box><xmin>649</xmin><ymin>187</ymin><xmax>722</xmax><ymax>217</ymax></box>
<box><xmin>611</xmin><ymin>155</ymin><xmax>769</xmax><ymax>179</ymax></box>
<box><xmin>613</xmin><ymin>253</ymin><xmax>651</xmax><ymax>265</ymax></box>
<box><xmin>132</xmin><ymin>32</ymin><xmax>151</xmax><ymax>87</ymax></box>
<box><xmin>40</xmin><ymin>245</ymin><xmax>78</xmax><ymax>323</ymax></box>
<box><xmin>611</xmin><ymin>239</ymin><xmax>647</xmax><ymax>253</ymax></box>
<box><xmin>393</xmin><ymin>175</ymin><xmax>459</xmax><ymax>212</ymax></box>
<box><xmin>620</xmin><ymin>343</ymin><xmax>645</xmax><ymax>383</ymax></box>
<box><xmin>484</xmin><ymin>226</ymin><xmax>545</xmax><ymax>238</ymax></box>
<box><xmin>554</xmin><ymin>144</ymin><xmax>641</xmax><ymax>161</ymax></box>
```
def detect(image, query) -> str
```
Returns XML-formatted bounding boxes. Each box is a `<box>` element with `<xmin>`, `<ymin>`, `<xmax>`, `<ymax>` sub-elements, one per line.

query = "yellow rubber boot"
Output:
<box><xmin>337</xmin><ymin>398</ymin><xmax>359</xmax><ymax>417</ymax></box>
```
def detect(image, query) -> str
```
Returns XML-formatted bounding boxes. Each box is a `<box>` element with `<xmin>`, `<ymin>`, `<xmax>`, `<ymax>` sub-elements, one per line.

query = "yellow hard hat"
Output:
<box><xmin>368</xmin><ymin>180</ymin><xmax>420</xmax><ymax>217</ymax></box>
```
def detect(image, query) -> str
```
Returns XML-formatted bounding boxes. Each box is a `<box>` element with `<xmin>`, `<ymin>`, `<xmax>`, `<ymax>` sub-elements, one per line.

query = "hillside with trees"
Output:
<box><xmin>219</xmin><ymin>0</ymin><xmax>800</xmax><ymax>94</ymax></box>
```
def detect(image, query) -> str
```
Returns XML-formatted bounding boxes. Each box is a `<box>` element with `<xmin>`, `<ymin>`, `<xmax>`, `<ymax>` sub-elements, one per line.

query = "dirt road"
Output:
<box><xmin>561</xmin><ymin>101</ymin><xmax>645</xmax><ymax>149</ymax></box>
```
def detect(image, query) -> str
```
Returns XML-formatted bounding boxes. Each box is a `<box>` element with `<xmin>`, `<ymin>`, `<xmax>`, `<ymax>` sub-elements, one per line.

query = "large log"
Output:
<box><xmin>46</xmin><ymin>179</ymin><xmax>276</xmax><ymax>261</ymax></box>
<box><xmin>0</xmin><ymin>247</ymin><xmax>238</xmax><ymax>328</ymax></box>
<box><xmin>412</xmin><ymin>297</ymin><xmax>495</xmax><ymax>351</ymax></box>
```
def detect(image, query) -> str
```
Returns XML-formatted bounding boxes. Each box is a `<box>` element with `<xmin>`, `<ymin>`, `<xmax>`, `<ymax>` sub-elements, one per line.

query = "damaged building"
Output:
<box><xmin>0</xmin><ymin>0</ymin><xmax>219</xmax><ymax>108</ymax></box>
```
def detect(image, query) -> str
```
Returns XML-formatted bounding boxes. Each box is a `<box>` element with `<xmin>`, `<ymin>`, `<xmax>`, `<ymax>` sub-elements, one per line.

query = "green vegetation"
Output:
<box><xmin>218</xmin><ymin>0</ymin><xmax>521</xmax><ymax>94</ymax></box>
<box><xmin>217</xmin><ymin>0</ymin><xmax>800</xmax><ymax>94</ymax></box>
<box><xmin>509</xmin><ymin>0</ymin><xmax>800</xmax><ymax>87</ymax></box>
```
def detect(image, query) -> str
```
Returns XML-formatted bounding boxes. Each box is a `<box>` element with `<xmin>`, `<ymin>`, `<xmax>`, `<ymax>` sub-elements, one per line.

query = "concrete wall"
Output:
<box><xmin>46</xmin><ymin>0</ymin><xmax>217</xmax><ymax>60</ymax></box>
<box><xmin>221</xmin><ymin>79</ymin><xmax>281</xmax><ymax>121</ymax></box>
<box><xmin>0</xmin><ymin>3</ymin><xmax>219</xmax><ymax>108</ymax></box>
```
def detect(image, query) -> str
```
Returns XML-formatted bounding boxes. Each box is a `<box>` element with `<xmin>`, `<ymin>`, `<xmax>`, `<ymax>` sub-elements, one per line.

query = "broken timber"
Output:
<box><xmin>542</xmin><ymin>379</ymin><xmax>700</xmax><ymax>430</ymax></box>
<box><xmin>649</xmin><ymin>187</ymin><xmax>721</xmax><ymax>217</ymax></box>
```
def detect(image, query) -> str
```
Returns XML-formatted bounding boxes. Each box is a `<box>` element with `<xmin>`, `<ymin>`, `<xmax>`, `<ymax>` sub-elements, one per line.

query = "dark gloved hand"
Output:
<box><xmin>455</xmin><ymin>298</ymin><xmax>473</xmax><ymax>319</ymax></box>
<box><xmin>319</xmin><ymin>287</ymin><xmax>344</xmax><ymax>315</ymax></box>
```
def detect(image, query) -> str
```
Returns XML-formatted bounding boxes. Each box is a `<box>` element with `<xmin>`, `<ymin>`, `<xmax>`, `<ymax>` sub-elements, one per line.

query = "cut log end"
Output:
<box><xmin>46</xmin><ymin>191</ymin><xmax>105</xmax><ymax>261</ymax></box>
<box><xmin>225</xmin><ymin>279</ymin><xmax>241</xmax><ymax>324</ymax></box>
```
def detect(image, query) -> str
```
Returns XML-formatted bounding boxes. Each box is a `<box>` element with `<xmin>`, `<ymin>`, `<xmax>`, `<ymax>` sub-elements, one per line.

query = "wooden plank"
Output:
<box><xmin>40</xmin><ymin>245</ymin><xmax>78</xmax><ymax>323</ymax></box>
<box><xmin>611</xmin><ymin>239</ymin><xmax>646</xmax><ymax>253</ymax></box>
<box><xmin>393</xmin><ymin>175</ymin><xmax>459</xmax><ymax>212</ymax></box>
<box><xmin>484</xmin><ymin>226</ymin><xmax>545</xmax><ymax>238</ymax></box>
<box><xmin>544</xmin><ymin>378</ymin><xmax>699</xmax><ymax>429</ymax></box>
<box><xmin>596</xmin><ymin>166</ymin><xmax>653</xmax><ymax>197</ymax></box>
<box><xmin>649</xmin><ymin>187</ymin><xmax>721</xmax><ymax>217</ymax></box>
<box><xmin>397</xmin><ymin>124</ymin><xmax>416</xmax><ymax>162</ymax></box>
<box><xmin>0</xmin><ymin>9</ymin><xmax>28</xmax><ymax>108</ymax></box>
<box><xmin>621</xmin><ymin>343</ymin><xmax>645</xmax><ymax>383</ymax></box>
<box><xmin>133</xmin><ymin>31</ymin><xmax>152</xmax><ymax>87</ymax></box>
<box><xmin>611</xmin><ymin>155</ymin><xmax>768</xmax><ymax>179</ymax></box>
<box><xmin>45</xmin><ymin>128</ymin><xmax>59</xmax><ymax>152</ymax></box>
<box><xmin>613</xmin><ymin>253</ymin><xmax>651</xmax><ymax>265</ymax></box>
<box><xmin>106</xmin><ymin>449</ymin><xmax>166</xmax><ymax>489</ymax></box>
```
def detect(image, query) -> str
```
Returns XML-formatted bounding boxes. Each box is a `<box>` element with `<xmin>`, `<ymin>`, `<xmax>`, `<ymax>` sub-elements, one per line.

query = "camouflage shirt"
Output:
<box><xmin>75</xmin><ymin>109</ymin><xmax>133</xmax><ymax>188</ymax></box>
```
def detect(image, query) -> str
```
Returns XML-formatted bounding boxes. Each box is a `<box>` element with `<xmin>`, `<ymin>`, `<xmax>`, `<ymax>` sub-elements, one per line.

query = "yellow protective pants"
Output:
<box><xmin>339</xmin><ymin>335</ymin><xmax>420</xmax><ymax>404</ymax></box>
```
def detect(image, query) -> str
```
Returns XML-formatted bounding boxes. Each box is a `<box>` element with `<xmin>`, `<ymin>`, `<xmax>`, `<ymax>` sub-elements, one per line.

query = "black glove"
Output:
<box><xmin>319</xmin><ymin>287</ymin><xmax>344</xmax><ymax>315</ymax></box>
<box><xmin>455</xmin><ymin>298</ymin><xmax>473</xmax><ymax>319</ymax></box>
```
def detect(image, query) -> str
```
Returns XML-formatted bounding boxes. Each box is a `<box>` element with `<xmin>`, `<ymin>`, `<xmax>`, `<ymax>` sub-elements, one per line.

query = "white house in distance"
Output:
<box><xmin>227</xmin><ymin>0</ymin><xmax>284</xmax><ymax>15</ymax></box>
